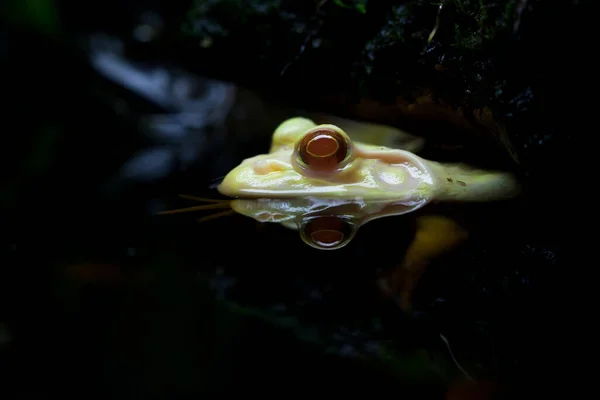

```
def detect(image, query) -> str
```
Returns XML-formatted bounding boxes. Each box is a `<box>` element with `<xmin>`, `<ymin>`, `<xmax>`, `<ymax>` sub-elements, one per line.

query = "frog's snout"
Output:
<box><xmin>216</xmin><ymin>169</ymin><xmax>239</xmax><ymax>197</ymax></box>
<box><xmin>251</xmin><ymin>159</ymin><xmax>287</xmax><ymax>175</ymax></box>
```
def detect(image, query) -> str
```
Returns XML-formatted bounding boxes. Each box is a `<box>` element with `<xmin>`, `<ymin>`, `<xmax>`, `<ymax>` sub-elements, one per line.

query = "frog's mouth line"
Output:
<box><xmin>223</xmin><ymin>191</ymin><xmax>430</xmax><ymax>203</ymax></box>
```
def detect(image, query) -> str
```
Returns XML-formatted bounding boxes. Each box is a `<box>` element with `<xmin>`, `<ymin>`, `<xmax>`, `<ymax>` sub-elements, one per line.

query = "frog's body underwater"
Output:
<box><xmin>216</xmin><ymin>117</ymin><xmax>520</xmax><ymax>309</ymax></box>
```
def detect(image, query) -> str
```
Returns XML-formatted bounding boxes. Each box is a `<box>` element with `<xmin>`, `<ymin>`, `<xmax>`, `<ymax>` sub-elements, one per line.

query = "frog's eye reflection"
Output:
<box><xmin>300</xmin><ymin>216</ymin><xmax>355</xmax><ymax>250</ymax></box>
<box><xmin>296</xmin><ymin>128</ymin><xmax>350</xmax><ymax>172</ymax></box>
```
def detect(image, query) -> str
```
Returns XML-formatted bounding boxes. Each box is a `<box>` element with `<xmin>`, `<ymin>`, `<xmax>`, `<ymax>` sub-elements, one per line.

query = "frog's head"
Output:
<box><xmin>218</xmin><ymin>117</ymin><xmax>436</xmax><ymax>203</ymax></box>
<box><xmin>217</xmin><ymin>117</ymin><xmax>437</xmax><ymax>249</ymax></box>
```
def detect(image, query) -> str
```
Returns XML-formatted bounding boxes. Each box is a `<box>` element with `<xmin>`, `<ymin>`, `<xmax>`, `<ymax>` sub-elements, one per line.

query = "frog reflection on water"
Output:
<box><xmin>170</xmin><ymin>117</ymin><xmax>520</xmax><ymax>309</ymax></box>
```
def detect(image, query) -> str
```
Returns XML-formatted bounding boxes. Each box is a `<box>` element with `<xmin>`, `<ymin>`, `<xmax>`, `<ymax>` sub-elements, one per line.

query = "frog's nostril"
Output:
<box><xmin>253</xmin><ymin>160</ymin><xmax>286</xmax><ymax>175</ymax></box>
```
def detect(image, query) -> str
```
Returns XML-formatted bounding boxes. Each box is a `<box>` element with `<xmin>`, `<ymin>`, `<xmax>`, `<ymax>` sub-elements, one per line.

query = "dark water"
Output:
<box><xmin>1</xmin><ymin>1</ymin><xmax>574</xmax><ymax>398</ymax></box>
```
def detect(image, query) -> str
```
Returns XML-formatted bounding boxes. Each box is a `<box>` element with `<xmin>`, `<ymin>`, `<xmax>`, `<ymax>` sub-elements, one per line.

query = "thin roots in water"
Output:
<box><xmin>196</xmin><ymin>209</ymin><xmax>235</xmax><ymax>223</ymax></box>
<box><xmin>178</xmin><ymin>194</ymin><xmax>230</xmax><ymax>203</ymax></box>
<box><xmin>158</xmin><ymin>194</ymin><xmax>235</xmax><ymax>224</ymax></box>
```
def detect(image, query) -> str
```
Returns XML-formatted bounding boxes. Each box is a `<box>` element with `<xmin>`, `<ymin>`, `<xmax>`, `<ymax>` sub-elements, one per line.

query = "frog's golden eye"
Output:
<box><xmin>296</xmin><ymin>128</ymin><xmax>350</xmax><ymax>172</ymax></box>
<box><xmin>300</xmin><ymin>216</ymin><xmax>355</xmax><ymax>250</ymax></box>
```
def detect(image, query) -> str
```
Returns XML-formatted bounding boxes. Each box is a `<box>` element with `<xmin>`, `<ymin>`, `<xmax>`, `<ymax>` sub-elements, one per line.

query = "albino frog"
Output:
<box><xmin>218</xmin><ymin>116</ymin><xmax>519</xmax><ymax>244</ymax></box>
<box><xmin>164</xmin><ymin>116</ymin><xmax>520</xmax><ymax>309</ymax></box>
<box><xmin>215</xmin><ymin>117</ymin><xmax>520</xmax><ymax>309</ymax></box>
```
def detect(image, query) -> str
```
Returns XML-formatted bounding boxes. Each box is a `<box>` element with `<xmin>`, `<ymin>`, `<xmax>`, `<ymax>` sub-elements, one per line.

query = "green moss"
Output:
<box><xmin>449</xmin><ymin>0</ymin><xmax>524</xmax><ymax>50</ymax></box>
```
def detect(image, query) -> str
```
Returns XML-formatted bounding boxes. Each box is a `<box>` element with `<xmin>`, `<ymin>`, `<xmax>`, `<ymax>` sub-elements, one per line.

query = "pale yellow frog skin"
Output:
<box><xmin>217</xmin><ymin>116</ymin><xmax>520</xmax><ymax>309</ymax></box>
<box><xmin>219</xmin><ymin>117</ymin><xmax>519</xmax><ymax>204</ymax></box>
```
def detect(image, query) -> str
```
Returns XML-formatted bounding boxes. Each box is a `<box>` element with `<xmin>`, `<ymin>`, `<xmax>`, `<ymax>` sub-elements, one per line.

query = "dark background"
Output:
<box><xmin>0</xmin><ymin>0</ymin><xmax>585</xmax><ymax>398</ymax></box>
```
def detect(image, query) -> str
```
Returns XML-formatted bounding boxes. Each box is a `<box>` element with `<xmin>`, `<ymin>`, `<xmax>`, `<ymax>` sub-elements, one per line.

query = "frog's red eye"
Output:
<box><xmin>296</xmin><ymin>128</ymin><xmax>350</xmax><ymax>171</ymax></box>
<box><xmin>300</xmin><ymin>216</ymin><xmax>355</xmax><ymax>250</ymax></box>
